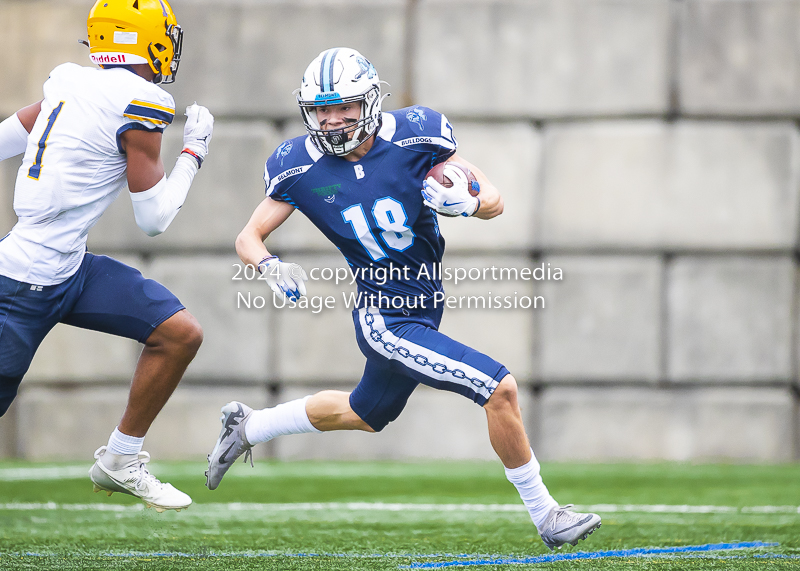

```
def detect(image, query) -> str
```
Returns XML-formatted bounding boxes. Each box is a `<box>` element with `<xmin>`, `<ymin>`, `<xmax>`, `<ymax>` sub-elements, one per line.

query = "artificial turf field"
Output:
<box><xmin>0</xmin><ymin>461</ymin><xmax>798</xmax><ymax>570</ymax></box>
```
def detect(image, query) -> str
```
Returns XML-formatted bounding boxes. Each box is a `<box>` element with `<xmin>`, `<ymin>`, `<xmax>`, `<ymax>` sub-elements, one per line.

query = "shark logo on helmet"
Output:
<box><xmin>354</xmin><ymin>56</ymin><xmax>377</xmax><ymax>81</ymax></box>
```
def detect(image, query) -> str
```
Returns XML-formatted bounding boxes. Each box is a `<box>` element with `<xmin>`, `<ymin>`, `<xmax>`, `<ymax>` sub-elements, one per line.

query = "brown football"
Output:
<box><xmin>424</xmin><ymin>162</ymin><xmax>480</xmax><ymax>197</ymax></box>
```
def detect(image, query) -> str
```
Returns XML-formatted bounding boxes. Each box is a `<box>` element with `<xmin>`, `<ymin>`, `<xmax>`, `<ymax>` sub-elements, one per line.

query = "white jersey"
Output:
<box><xmin>0</xmin><ymin>63</ymin><xmax>175</xmax><ymax>286</ymax></box>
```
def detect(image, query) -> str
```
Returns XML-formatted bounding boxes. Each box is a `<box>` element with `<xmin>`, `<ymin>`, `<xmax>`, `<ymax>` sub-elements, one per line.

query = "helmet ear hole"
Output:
<box><xmin>132</xmin><ymin>0</ymin><xmax>138</xmax><ymax>9</ymax></box>
<box><xmin>154</xmin><ymin>43</ymin><xmax>167</xmax><ymax>52</ymax></box>
<box><xmin>147</xmin><ymin>43</ymin><xmax>163</xmax><ymax>72</ymax></box>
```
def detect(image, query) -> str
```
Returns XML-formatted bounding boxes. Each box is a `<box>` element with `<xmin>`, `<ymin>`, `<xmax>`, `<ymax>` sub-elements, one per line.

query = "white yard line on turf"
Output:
<box><xmin>0</xmin><ymin>466</ymin><xmax>89</xmax><ymax>481</ymax></box>
<box><xmin>0</xmin><ymin>502</ymin><xmax>798</xmax><ymax>514</ymax></box>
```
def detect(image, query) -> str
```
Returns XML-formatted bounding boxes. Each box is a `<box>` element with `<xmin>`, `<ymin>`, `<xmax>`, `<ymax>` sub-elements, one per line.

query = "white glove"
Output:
<box><xmin>258</xmin><ymin>256</ymin><xmax>308</xmax><ymax>301</ymax></box>
<box><xmin>421</xmin><ymin>164</ymin><xmax>479</xmax><ymax>217</ymax></box>
<box><xmin>182</xmin><ymin>103</ymin><xmax>214</xmax><ymax>165</ymax></box>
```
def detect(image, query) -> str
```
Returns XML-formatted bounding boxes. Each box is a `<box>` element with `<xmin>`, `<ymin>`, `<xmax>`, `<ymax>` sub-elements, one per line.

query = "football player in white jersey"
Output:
<box><xmin>0</xmin><ymin>0</ymin><xmax>214</xmax><ymax>512</ymax></box>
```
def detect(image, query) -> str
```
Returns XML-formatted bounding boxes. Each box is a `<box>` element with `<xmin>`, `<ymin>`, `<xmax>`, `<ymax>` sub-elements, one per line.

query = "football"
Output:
<box><xmin>425</xmin><ymin>161</ymin><xmax>480</xmax><ymax>196</ymax></box>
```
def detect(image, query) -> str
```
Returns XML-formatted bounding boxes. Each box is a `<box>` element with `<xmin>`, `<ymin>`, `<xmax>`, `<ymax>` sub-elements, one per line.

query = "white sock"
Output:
<box><xmin>106</xmin><ymin>427</ymin><xmax>144</xmax><ymax>456</ymax></box>
<box><xmin>245</xmin><ymin>396</ymin><xmax>322</xmax><ymax>445</ymax></box>
<box><xmin>505</xmin><ymin>449</ymin><xmax>559</xmax><ymax>531</ymax></box>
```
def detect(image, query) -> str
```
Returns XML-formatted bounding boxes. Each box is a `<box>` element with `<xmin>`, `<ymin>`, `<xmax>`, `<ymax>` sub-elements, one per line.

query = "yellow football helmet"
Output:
<box><xmin>86</xmin><ymin>0</ymin><xmax>183</xmax><ymax>84</ymax></box>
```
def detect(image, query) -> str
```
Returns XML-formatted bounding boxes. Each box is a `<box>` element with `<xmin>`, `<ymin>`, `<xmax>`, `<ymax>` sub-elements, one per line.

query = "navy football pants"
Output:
<box><xmin>350</xmin><ymin>305</ymin><xmax>509</xmax><ymax>431</ymax></box>
<box><xmin>0</xmin><ymin>253</ymin><xmax>184</xmax><ymax>417</ymax></box>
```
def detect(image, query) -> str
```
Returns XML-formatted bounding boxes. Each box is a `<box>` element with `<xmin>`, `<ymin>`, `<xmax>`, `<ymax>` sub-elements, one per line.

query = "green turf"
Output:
<box><xmin>1</xmin><ymin>461</ymin><xmax>799</xmax><ymax>570</ymax></box>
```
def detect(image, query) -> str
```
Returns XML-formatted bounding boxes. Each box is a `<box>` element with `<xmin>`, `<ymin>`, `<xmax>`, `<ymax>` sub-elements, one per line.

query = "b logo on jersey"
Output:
<box><xmin>354</xmin><ymin>56</ymin><xmax>377</xmax><ymax>81</ymax></box>
<box><xmin>406</xmin><ymin>107</ymin><xmax>427</xmax><ymax>131</ymax></box>
<box><xmin>276</xmin><ymin>141</ymin><xmax>293</xmax><ymax>166</ymax></box>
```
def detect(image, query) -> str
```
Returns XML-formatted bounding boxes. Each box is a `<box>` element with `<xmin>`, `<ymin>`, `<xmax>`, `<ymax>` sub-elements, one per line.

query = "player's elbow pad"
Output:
<box><xmin>0</xmin><ymin>113</ymin><xmax>29</xmax><ymax>162</ymax></box>
<box><xmin>130</xmin><ymin>155</ymin><xmax>198</xmax><ymax>237</ymax></box>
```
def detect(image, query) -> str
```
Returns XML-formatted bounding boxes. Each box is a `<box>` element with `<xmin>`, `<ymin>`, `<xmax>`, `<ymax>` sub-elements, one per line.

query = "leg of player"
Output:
<box><xmin>305</xmin><ymin>390</ymin><xmax>375</xmax><ymax>431</ymax></box>
<box><xmin>205</xmin><ymin>390</ymin><xmax>374</xmax><ymax>489</ymax></box>
<box><xmin>119</xmin><ymin>310</ymin><xmax>203</xmax><ymax>436</ymax></box>
<box><xmin>90</xmin><ymin>310</ymin><xmax>202</xmax><ymax>512</ymax></box>
<box><xmin>484</xmin><ymin>374</ymin><xmax>601</xmax><ymax>550</ymax></box>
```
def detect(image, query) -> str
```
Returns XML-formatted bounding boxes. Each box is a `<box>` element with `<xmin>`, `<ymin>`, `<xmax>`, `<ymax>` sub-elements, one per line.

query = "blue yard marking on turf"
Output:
<box><xmin>399</xmin><ymin>541</ymin><xmax>780</xmax><ymax>569</ymax></box>
<box><xmin>14</xmin><ymin>546</ymin><xmax>799</xmax><ymax>564</ymax></box>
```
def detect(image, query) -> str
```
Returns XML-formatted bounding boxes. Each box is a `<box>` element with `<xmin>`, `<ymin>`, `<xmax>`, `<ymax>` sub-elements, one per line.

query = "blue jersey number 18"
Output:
<box><xmin>342</xmin><ymin>197</ymin><xmax>415</xmax><ymax>261</ymax></box>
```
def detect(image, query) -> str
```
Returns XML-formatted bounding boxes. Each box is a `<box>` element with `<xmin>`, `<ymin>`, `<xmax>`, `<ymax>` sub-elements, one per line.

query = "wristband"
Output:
<box><xmin>470</xmin><ymin>197</ymin><xmax>481</xmax><ymax>217</ymax></box>
<box><xmin>258</xmin><ymin>255</ymin><xmax>279</xmax><ymax>273</ymax></box>
<box><xmin>181</xmin><ymin>148</ymin><xmax>203</xmax><ymax>168</ymax></box>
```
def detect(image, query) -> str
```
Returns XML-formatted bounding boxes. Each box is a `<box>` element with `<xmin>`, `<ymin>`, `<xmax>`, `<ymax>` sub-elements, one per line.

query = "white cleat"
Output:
<box><xmin>539</xmin><ymin>504</ymin><xmax>601</xmax><ymax>551</ymax></box>
<box><xmin>205</xmin><ymin>401</ymin><xmax>254</xmax><ymax>490</ymax></box>
<box><xmin>89</xmin><ymin>446</ymin><xmax>191</xmax><ymax>512</ymax></box>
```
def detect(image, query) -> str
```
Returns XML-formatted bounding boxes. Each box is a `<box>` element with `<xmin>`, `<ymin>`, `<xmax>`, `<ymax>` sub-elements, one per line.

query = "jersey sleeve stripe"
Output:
<box><xmin>123</xmin><ymin>104</ymin><xmax>174</xmax><ymax>126</ymax></box>
<box><xmin>129</xmin><ymin>99</ymin><xmax>175</xmax><ymax>115</ymax></box>
<box><xmin>392</xmin><ymin>136</ymin><xmax>456</xmax><ymax>150</ymax></box>
<box><xmin>265</xmin><ymin>164</ymin><xmax>313</xmax><ymax>196</ymax></box>
<box><xmin>122</xmin><ymin>112</ymin><xmax>170</xmax><ymax>126</ymax></box>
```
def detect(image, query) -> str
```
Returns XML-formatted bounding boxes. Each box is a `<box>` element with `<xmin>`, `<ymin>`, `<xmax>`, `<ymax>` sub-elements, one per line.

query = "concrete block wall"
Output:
<box><xmin>0</xmin><ymin>0</ymin><xmax>799</xmax><ymax>463</ymax></box>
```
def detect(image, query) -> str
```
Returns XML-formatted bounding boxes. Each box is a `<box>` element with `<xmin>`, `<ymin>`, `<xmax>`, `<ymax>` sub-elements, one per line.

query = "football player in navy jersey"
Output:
<box><xmin>206</xmin><ymin>47</ymin><xmax>600</xmax><ymax>550</ymax></box>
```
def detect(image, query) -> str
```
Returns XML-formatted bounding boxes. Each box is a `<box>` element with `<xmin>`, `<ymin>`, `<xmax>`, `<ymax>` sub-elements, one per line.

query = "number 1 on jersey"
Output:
<box><xmin>342</xmin><ymin>197</ymin><xmax>415</xmax><ymax>261</ymax></box>
<box><xmin>28</xmin><ymin>101</ymin><xmax>65</xmax><ymax>181</ymax></box>
<box><xmin>342</xmin><ymin>203</ymin><xmax>386</xmax><ymax>261</ymax></box>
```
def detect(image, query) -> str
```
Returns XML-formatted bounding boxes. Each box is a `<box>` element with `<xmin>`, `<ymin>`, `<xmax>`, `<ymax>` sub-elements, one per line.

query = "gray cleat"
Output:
<box><xmin>539</xmin><ymin>504</ymin><xmax>601</xmax><ymax>551</ymax></box>
<box><xmin>205</xmin><ymin>401</ymin><xmax>254</xmax><ymax>490</ymax></box>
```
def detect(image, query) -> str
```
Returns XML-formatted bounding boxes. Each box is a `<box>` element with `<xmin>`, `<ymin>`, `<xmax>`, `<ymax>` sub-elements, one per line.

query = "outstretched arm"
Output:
<box><xmin>0</xmin><ymin>101</ymin><xmax>41</xmax><ymax>161</ymax></box>
<box><xmin>123</xmin><ymin>104</ymin><xmax>214</xmax><ymax>237</ymax></box>
<box><xmin>235</xmin><ymin>197</ymin><xmax>295</xmax><ymax>267</ymax></box>
<box><xmin>448</xmin><ymin>153</ymin><xmax>504</xmax><ymax>220</ymax></box>
<box><xmin>236</xmin><ymin>197</ymin><xmax>308</xmax><ymax>301</ymax></box>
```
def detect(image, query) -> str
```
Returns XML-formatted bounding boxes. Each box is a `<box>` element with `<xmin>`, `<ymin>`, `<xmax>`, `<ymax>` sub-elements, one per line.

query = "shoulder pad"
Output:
<box><xmin>123</xmin><ymin>82</ymin><xmax>175</xmax><ymax>129</ymax></box>
<box><xmin>380</xmin><ymin>106</ymin><xmax>457</xmax><ymax>155</ymax></box>
<box><xmin>115</xmin><ymin>79</ymin><xmax>176</xmax><ymax>153</ymax></box>
<box><xmin>264</xmin><ymin>135</ymin><xmax>318</xmax><ymax>197</ymax></box>
<box><xmin>48</xmin><ymin>62</ymin><xmax>81</xmax><ymax>80</ymax></box>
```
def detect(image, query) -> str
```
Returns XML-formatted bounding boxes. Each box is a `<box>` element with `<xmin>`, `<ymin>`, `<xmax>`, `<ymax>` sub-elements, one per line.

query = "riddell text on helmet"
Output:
<box><xmin>90</xmin><ymin>53</ymin><xmax>147</xmax><ymax>65</ymax></box>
